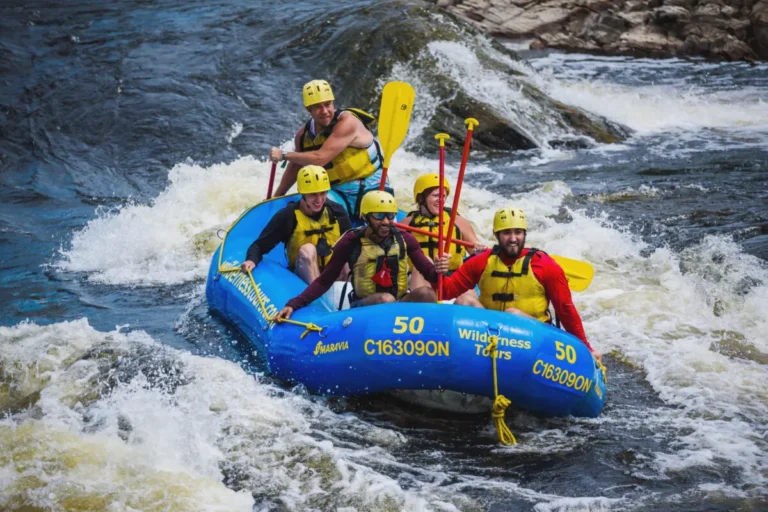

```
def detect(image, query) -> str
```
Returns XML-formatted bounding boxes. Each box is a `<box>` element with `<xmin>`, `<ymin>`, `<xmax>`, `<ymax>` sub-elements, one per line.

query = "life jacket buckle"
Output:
<box><xmin>315</xmin><ymin>237</ymin><xmax>331</xmax><ymax>258</ymax></box>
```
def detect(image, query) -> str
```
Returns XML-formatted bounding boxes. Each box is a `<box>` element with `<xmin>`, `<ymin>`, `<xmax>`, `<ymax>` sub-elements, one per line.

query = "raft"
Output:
<box><xmin>205</xmin><ymin>192</ymin><xmax>607</xmax><ymax>418</ymax></box>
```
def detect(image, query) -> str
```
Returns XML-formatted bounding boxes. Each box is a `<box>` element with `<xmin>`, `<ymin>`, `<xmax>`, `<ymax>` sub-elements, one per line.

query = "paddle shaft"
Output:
<box><xmin>378</xmin><ymin>167</ymin><xmax>389</xmax><ymax>190</ymax></box>
<box><xmin>444</xmin><ymin>119</ymin><xmax>478</xmax><ymax>254</ymax></box>
<box><xmin>394</xmin><ymin>222</ymin><xmax>472</xmax><ymax>248</ymax></box>
<box><xmin>437</xmin><ymin>139</ymin><xmax>446</xmax><ymax>300</ymax></box>
<box><xmin>266</xmin><ymin>162</ymin><xmax>277</xmax><ymax>199</ymax></box>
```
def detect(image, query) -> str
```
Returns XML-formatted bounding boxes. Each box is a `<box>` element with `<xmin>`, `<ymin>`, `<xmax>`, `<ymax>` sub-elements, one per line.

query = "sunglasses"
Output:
<box><xmin>368</xmin><ymin>212</ymin><xmax>395</xmax><ymax>221</ymax></box>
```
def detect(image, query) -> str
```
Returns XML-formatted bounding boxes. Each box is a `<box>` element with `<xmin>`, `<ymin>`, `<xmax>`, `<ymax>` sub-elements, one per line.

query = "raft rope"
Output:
<box><xmin>487</xmin><ymin>335</ymin><xmax>517</xmax><ymax>446</ymax></box>
<box><xmin>215</xmin><ymin>208</ymin><xmax>323</xmax><ymax>339</ymax></box>
<box><xmin>218</xmin><ymin>267</ymin><xmax>323</xmax><ymax>339</ymax></box>
<box><xmin>598</xmin><ymin>359</ymin><xmax>608</xmax><ymax>384</ymax></box>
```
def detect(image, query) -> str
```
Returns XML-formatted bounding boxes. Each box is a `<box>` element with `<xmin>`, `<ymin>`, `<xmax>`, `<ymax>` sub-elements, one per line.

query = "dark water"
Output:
<box><xmin>1</xmin><ymin>1</ymin><xmax>766</xmax><ymax>510</ymax></box>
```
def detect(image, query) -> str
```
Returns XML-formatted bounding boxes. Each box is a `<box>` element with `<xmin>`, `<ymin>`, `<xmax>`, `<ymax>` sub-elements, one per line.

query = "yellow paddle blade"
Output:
<box><xmin>551</xmin><ymin>255</ymin><xmax>595</xmax><ymax>292</ymax></box>
<box><xmin>378</xmin><ymin>81</ymin><xmax>415</xmax><ymax>169</ymax></box>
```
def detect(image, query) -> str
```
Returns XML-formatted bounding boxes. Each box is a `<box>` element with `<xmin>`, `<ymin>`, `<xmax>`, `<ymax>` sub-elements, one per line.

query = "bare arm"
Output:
<box><xmin>282</xmin><ymin>114</ymin><xmax>363</xmax><ymax>166</ymax></box>
<box><xmin>273</xmin><ymin>131</ymin><xmax>304</xmax><ymax>197</ymax></box>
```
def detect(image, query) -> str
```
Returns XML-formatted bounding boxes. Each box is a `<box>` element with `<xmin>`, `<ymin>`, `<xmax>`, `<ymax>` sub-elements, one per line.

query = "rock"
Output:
<box><xmin>540</xmin><ymin>31</ymin><xmax>602</xmax><ymax>52</ymax></box>
<box><xmin>429</xmin><ymin>90</ymin><xmax>538</xmax><ymax>151</ymax></box>
<box><xmin>625</xmin><ymin>0</ymin><xmax>649</xmax><ymax>12</ymax></box>
<box><xmin>752</xmin><ymin>0</ymin><xmax>768</xmax><ymax>58</ymax></box>
<box><xmin>654</xmin><ymin>5</ymin><xmax>691</xmax><ymax>24</ymax></box>
<box><xmin>681</xmin><ymin>22</ymin><xmax>757</xmax><ymax>59</ymax></box>
<box><xmin>695</xmin><ymin>3</ymin><xmax>723</xmax><ymax>17</ymax></box>
<box><xmin>721</xmin><ymin>5</ymin><xmax>738</xmax><ymax>17</ymax></box>
<box><xmin>720</xmin><ymin>38</ymin><xmax>754</xmax><ymax>59</ymax></box>
<box><xmin>596</xmin><ymin>12</ymin><xmax>629</xmax><ymax>31</ymax></box>
<box><xmin>577</xmin><ymin>11</ymin><xmax>628</xmax><ymax>46</ymax></box>
<box><xmin>618</xmin><ymin>10</ymin><xmax>650</xmax><ymax>26</ymax></box>
<box><xmin>549</xmin><ymin>101</ymin><xmax>633</xmax><ymax>144</ymax></box>
<box><xmin>499</xmin><ymin>6</ymin><xmax>573</xmax><ymax>36</ymax></box>
<box><xmin>427</xmin><ymin>0</ymin><xmax>766</xmax><ymax>62</ymax></box>
<box><xmin>618</xmin><ymin>25</ymin><xmax>684</xmax><ymax>54</ymax></box>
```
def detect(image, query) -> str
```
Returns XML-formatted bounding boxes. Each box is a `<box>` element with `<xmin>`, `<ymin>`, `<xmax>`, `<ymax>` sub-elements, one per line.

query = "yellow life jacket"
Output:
<box><xmin>348</xmin><ymin>226</ymin><xmax>409</xmax><ymax>300</ymax></box>
<box><xmin>285</xmin><ymin>202</ymin><xmax>342</xmax><ymax>271</ymax></box>
<box><xmin>478</xmin><ymin>248</ymin><xmax>550</xmax><ymax>322</ymax></box>
<box><xmin>299</xmin><ymin>109</ymin><xmax>383</xmax><ymax>185</ymax></box>
<box><xmin>408</xmin><ymin>208</ymin><xmax>466</xmax><ymax>270</ymax></box>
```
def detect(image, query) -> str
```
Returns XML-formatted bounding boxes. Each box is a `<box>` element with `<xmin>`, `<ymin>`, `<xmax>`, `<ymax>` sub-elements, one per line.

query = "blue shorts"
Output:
<box><xmin>332</xmin><ymin>168</ymin><xmax>391</xmax><ymax>220</ymax></box>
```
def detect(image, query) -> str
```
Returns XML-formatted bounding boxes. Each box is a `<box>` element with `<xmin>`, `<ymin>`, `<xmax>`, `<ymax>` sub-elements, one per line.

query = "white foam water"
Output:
<box><xmin>1</xmin><ymin>319</ymin><xmax>614</xmax><ymax>511</ymax></box>
<box><xmin>49</xmin><ymin>40</ymin><xmax>768</xmax><ymax>506</ymax></box>
<box><xmin>57</xmin><ymin>156</ymin><xmax>272</xmax><ymax>286</ymax></box>
<box><xmin>528</xmin><ymin>52</ymin><xmax>768</xmax><ymax>137</ymax></box>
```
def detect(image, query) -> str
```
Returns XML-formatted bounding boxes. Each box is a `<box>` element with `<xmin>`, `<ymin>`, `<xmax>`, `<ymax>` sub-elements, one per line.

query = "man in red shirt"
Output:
<box><xmin>435</xmin><ymin>207</ymin><xmax>599</xmax><ymax>358</ymax></box>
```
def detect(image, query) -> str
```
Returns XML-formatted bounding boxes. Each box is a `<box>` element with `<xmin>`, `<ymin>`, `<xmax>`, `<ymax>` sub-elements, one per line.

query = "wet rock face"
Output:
<box><xmin>282</xmin><ymin>0</ymin><xmax>631</xmax><ymax>150</ymax></box>
<box><xmin>428</xmin><ymin>0</ymin><xmax>767</xmax><ymax>61</ymax></box>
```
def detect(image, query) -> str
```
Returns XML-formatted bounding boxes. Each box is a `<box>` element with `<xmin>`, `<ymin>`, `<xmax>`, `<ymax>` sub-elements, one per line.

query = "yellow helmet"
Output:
<box><xmin>493</xmin><ymin>207</ymin><xmax>527</xmax><ymax>232</ymax></box>
<box><xmin>360</xmin><ymin>190</ymin><xmax>398</xmax><ymax>216</ymax></box>
<box><xmin>296</xmin><ymin>165</ymin><xmax>330</xmax><ymax>194</ymax></box>
<box><xmin>413</xmin><ymin>173</ymin><xmax>451</xmax><ymax>202</ymax></box>
<box><xmin>302</xmin><ymin>79</ymin><xmax>334</xmax><ymax>107</ymax></box>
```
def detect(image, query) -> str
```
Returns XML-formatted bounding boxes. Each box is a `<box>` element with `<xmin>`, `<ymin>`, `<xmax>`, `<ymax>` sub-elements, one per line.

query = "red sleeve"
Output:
<box><xmin>439</xmin><ymin>249</ymin><xmax>490</xmax><ymax>300</ymax></box>
<box><xmin>286</xmin><ymin>231</ymin><xmax>355</xmax><ymax>310</ymax></box>
<box><xmin>531</xmin><ymin>253</ymin><xmax>593</xmax><ymax>352</ymax></box>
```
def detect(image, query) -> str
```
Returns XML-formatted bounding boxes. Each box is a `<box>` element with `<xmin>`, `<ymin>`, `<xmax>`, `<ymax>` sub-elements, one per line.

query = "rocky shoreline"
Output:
<box><xmin>429</xmin><ymin>0</ymin><xmax>768</xmax><ymax>62</ymax></box>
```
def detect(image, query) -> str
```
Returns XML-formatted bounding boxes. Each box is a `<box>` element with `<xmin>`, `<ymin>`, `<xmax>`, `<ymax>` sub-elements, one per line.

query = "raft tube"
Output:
<box><xmin>206</xmin><ymin>192</ymin><xmax>607</xmax><ymax>418</ymax></box>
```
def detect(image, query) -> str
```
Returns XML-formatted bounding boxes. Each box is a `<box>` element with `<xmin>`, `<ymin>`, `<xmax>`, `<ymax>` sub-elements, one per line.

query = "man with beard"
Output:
<box><xmin>275</xmin><ymin>190</ymin><xmax>449</xmax><ymax>320</ymax></box>
<box><xmin>241</xmin><ymin>166</ymin><xmax>351</xmax><ymax>285</ymax></box>
<box><xmin>268</xmin><ymin>79</ymin><xmax>387</xmax><ymax>219</ymax></box>
<box><xmin>436</xmin><ymin>207</ymin><xmax>597</xmax><ymax>356</ymax></box>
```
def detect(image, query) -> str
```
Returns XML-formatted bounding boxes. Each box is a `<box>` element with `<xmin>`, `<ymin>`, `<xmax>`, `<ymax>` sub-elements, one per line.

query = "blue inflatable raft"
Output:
<box><xmin>206</xmin><ymin>192</ymin><xmax>607</xmax><ymax>418</ymax></box>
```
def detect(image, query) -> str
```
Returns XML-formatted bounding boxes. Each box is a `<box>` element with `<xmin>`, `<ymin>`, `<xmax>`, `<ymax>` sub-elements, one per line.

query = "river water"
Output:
<box><xmin>1</xmin><ymin>1</ymin><xmax>766</xmax><ymax>510</ymax></box>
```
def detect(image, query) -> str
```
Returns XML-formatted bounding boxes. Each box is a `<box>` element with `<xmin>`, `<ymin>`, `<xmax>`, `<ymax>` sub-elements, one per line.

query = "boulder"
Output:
<box><xmin>720</xmin><ymin>38</ymin><xmax>755</xmax><ymax>59</ymax></box>
<box><xmin>618</xmin><ymin>25</ymin><xmax>684</xmax><ymax>54</ymax></box>
<box><xmin>695</xmin><ymin>3</ymin><xmax>724</xmax><ymax>17</ymax></box>
<box><xmin>427</xmin><ymin>0</ymin><xmax>766</xmax><ymax>61</ymax></box>
<box><xmin>618</xmin><ymin>10</ymin><xmax>651</xmax><ymax>26</ymax></box>
<box><xmin>654</xmin><ymin>5</ymin><xmax>691</xmax><ymax>24</ymax></box>
<box><xmin>752</xmin><ymin>0</ymin><xmax>768</xmax><ymax>58</ymax></box>
<box><xmin>499</xmin><ymin>6</ymin><xmax>573</xmax><ymax>36</ymax></box>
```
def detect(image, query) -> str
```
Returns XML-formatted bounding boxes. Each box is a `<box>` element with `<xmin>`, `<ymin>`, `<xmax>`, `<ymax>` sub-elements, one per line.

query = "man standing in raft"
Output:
<box><xmin>268</xmin><ymin>79</ymin><xmax>387</xmax><ymax>219</ymax></box>
<box><xmin>435</xmin><ymin>207</ymin><xmax>600</xmax><ymax>359</ymax></box>
<box><xmin>241</xmin><ymin>166</ymin><xmax>351</xmax><ymax>284</ymax></box>
<box><xmin>275</xmin><ymin>190</ymin><xmax>450</xmax><ymax>319</ymax></box>
<box><xmin>403</xmin><ymin>173</ymin><xmax>485</xmax><ymax>299</ymax></box>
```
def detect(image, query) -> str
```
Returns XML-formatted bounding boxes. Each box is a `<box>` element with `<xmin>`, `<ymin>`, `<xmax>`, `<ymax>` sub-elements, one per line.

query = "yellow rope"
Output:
<box><xmin>218</xmin><ymin>267</ymin><xmax>323</xmax><ymax>339</ymax></box>
<box><xmin>488</xmin><ymin>336</ymin><xmax>517</xmax><ymax>445</ymax></box>
<box><xmin>598</xmin><ymin>359</ymin><xmax>608</xmax><ymax>384</ymax></box>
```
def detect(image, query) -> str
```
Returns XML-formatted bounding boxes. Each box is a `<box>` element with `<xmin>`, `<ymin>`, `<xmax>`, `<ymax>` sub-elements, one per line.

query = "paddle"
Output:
<box><xmin>443</xmin><ymin>118</ymin><xmax>478</xmax><ymax>254</ymax></box>
<box><xmin>266</xmin><ymin>162</ymin><xmax>277</xmax><ymax>199</ymax></box>
<box><xmin>550</xmin><ymin>255</ymin><xmax>594</xmax><ymax>292</ymax></box>
<box><xmin>435</xmin><ymin>133</ymin><xmax>450</xmax><ymax>301</ymax></box>
<box><xmin>377</xmin><ymin>81</ymin><xmax>416</xmax><ymax>190</ymax></box>
<box><xmin>394</xmin><ymin>222</ymin><xmax>595</xmax><ymax>291</ymax></box>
